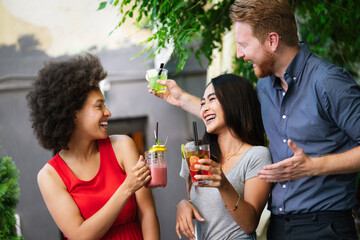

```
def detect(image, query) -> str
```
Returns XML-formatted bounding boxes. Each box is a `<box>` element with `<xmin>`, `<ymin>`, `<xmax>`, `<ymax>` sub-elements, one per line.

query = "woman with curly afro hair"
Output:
<box><xmin>27</xmin><ymin>54</ymin><xmax>160</xmax><ymax>240</ymax></box>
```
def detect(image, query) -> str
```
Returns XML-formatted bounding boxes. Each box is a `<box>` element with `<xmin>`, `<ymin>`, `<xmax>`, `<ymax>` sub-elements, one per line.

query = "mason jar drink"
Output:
<box><xmin>144</xmin><ymin>145</ymin><xmax>167</xmax><ymax>188</ymax></box>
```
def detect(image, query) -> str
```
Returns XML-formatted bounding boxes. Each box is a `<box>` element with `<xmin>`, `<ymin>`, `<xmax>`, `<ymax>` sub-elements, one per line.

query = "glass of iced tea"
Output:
<box><xmin>182</xmin><ymin>141</ymin><xmax>211</xmax><ymax>186</ymax></box>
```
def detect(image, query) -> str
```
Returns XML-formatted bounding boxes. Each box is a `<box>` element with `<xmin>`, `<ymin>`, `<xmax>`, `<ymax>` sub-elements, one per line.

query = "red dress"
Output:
<box><xmin>48</xmin><ymin>137</ymin><xmax>143</xmax><ymax>240</ymax></box>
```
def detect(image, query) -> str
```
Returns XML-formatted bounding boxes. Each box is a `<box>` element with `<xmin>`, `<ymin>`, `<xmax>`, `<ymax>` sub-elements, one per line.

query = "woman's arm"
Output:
<box><xmin>196</xmin><ymin>158</ymin><xmax>271</xmax><ymax>234</ymax></box>
<box><xmin>113</xmin><ymin>135</ymin><xmax>160</xmax><ymax>240</ymax></box>
<box><xmin>175</xmin><ymin>199</ymin><xmax>204</xmax><ymax>240</ymax></box>
<box><xmin>135</xmin><ymin>187</ymin><xmax>160</xmax><ymax>240</ymax></box>
<box><xmin>218</xmin><ymin>176</ymin><xmax>271</xmax><ymax>234</ymax></box>
<box><xmin>38</xmin><ymin>155</ymin><xmax>149</xmax><ymax>240</ymax></box>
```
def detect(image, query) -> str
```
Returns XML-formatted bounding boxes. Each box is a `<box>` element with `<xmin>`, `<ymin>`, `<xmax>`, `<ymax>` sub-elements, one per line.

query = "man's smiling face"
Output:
<box><xmin>235</xmin><ymin>21</ymin><xmax>275</xmax><ymax>78</ymax></box>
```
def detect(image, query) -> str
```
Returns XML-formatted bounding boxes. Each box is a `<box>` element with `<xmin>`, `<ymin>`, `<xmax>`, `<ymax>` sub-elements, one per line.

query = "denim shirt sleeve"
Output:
<box><xmin>317</xmin><ymin>66</ymin><xmax>360</xmax><ymax>144</ymax></box>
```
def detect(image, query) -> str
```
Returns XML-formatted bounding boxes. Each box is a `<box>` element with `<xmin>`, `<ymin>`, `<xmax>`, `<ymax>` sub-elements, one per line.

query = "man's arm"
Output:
<box><xmin>257</xmin><ymin>139</ymin><xmax>360</xmax><ymax>182</ymax></box>
<box><xmin>149</xmin><ymin>79</ymin><xmax>201</xmax><ymax>118</ymax></box>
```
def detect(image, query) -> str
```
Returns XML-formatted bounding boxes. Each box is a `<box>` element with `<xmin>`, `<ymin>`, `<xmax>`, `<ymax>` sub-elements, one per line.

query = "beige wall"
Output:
<box><xmin>207</xmin><ymin>27</ymin><xmax>236</xmax><ymax>83</ymax></box>
<box><xmin>0</xmin><ymin>1</ymin><xmax>51</xmax><ymax>51</ymax></box>
<box><xmin>0</xmin><ymin>0</ymin><xmax>152</xmax><ymax>57</ymax></box>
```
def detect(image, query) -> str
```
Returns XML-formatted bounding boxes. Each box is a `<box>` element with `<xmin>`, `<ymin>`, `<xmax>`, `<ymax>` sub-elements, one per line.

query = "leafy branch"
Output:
<box><xmin>98</xmin><ymin>0</ymin><xmax>233</xmax><ymax>72</ymax></box>
<box><xmin>98</xmin><ymin>0</ymin><xmax>360</xmax><ymax>78</ymax></box>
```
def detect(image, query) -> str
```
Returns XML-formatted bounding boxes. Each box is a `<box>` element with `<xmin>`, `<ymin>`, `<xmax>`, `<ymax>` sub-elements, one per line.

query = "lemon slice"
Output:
<box><xmin>146</xmin><ymin>69</ymin><xmax>158</xmax><ymax>81</ymax></box>
<box><xmin>149</xmin><ymin>144</ymin><xmax>168</xmax><ymax>152</ymax></box>
<box><xmin>181</xmin><ymin>144</ymin><xmax>188</xmax><ymax>159</ymax></box>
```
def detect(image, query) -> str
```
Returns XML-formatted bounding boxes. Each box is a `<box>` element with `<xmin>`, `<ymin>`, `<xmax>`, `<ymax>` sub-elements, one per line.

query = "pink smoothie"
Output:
<box><xmin>146</xmin><ymin>167</ymin><xmax>167</xmax><ymax>188</ymax></box>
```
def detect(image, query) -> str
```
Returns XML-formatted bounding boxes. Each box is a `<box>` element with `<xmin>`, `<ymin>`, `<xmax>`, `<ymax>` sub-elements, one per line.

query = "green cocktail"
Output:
<box><xmin>146</xmin><ymin>68</ymin><xmax>168</xmax><ymax>93</ymax></box>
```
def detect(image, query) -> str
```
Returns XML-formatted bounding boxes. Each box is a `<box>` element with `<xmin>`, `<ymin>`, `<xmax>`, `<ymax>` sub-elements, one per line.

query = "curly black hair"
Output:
<box><xmin>27</xmin><ymin>54</ymin><xmax>107</xmax><ymax>153</ymax></box>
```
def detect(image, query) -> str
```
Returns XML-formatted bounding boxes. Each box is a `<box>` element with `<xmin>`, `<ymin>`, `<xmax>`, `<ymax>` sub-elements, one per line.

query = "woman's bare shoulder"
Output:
<box><xmin>109</xmin><ymin>134</ymin><xmax>133</xmax><ymax>147</ymax></box>
<box><xmin>37</xmin><ymin>163</ymin><xmax>66</xmax><ymax>191</ymax></box>
<box><xmin>108</xmin><ymin>135</ymin><xmax>139</xmax><ymax>169</ymax></box>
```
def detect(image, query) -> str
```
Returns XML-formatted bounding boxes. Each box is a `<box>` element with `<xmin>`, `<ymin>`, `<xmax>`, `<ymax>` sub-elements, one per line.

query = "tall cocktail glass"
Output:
<box><xmin>183</xmin><ymin>141</ymin><xmax>211</xmax><ymax>186</ymax></box>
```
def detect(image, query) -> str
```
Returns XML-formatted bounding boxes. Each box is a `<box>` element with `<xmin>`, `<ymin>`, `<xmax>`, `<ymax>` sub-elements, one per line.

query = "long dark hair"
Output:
<box><xmin>202</xmin><ymin>74</ymin><xmax>266</xmax><ymax>162</ymax></box>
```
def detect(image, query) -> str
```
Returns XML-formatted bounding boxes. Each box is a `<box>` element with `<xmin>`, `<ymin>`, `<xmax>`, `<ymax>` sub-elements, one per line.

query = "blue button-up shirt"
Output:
<box><xmin>256</xmin><ymin>43</ymin><xmax>360</xmax><ymax>215</ymax></box>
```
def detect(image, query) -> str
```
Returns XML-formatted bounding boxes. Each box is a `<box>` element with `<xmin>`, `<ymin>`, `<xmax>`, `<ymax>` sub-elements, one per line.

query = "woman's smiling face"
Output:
<box><xmin>73</xmin><ymin>89</ymin><xmax>111</xmax><ymax>140</ymax></box>
<box><xmin>200</xmin><ymin>83</ymin><xmax>226</xmax><ymax>135</ymax></box>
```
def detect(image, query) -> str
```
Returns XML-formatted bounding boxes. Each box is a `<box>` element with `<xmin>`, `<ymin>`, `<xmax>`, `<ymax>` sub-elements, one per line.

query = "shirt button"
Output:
<box><xmin>282</xmin><ymin>115</ymin><xmax>287</xmax><ymax>119</ymax></box>
<box><xmin>279</xmin><ymin>208</ymin><xmax>283</xmax><ymax>212</ymax></box>
<box><xmin>282</xmin><ymin>184</ymin><xmax>286</xmax><ymax>188</ymax></box>
<box><xmin>293</xmin><ymin>77</ymin><xmax>297</xmax><ymax>81</ymax></box>
<box><xmin>283</xmin><ymin>139</ymin><xmax>287</xmax><ymax>143</ymax></box>
<box><xmin>282</xmin><ymin>92</ymin><xmax>285</xmax><ymax>96</ymax></box>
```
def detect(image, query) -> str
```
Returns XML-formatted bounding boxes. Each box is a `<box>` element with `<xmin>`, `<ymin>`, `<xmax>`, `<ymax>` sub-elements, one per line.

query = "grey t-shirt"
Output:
<box><xmin>180</xmin><ymin>146</ymin><xmax>272</xmax><ymax>240</ymax></box>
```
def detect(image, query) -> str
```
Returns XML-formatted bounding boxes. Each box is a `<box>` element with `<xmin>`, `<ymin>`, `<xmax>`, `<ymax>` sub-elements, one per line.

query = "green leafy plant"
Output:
<box><xmin>291</xmin><ymin>0</ymin><xmax>360</xmax><ymax>78</ymax></box>
<box><xmin>98</xmin><ymin>0</ymin><xmax>360</xmax><ymax>79</ymax></box>
<box><xmin>98</xmin><ymin>0</ymin><xmax>233</xmax><ymax>72</ymax></box>
<box><xmin>0</xmin><ymin>156</ymin><xmax>22</xmax><ymax>240</ymax></box>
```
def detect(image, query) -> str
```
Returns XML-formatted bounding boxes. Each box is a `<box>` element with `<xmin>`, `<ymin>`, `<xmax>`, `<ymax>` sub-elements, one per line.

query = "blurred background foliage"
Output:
<box><xmin>99</xmin><ymin>0</ymin><xmax>360</xmax><ymax>83</ymax></box>
<box><xmin>0</xmin><ymin>156</ymin><xmax>22</xmax><ymax>240</ymax></box>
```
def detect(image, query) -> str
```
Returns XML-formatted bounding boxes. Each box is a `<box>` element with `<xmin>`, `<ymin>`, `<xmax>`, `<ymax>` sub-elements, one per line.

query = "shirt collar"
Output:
<box><xmin>270</xmin><ymin>42</ymin><xmax>312</xmax><ymax>89</ymax></box>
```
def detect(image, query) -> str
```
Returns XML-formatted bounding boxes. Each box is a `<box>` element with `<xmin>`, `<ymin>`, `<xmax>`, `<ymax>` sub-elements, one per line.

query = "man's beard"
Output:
<box><xmin>254</xmin><ymin>50</ymin><xmax>276</xmax><ymax>78</ymax></box>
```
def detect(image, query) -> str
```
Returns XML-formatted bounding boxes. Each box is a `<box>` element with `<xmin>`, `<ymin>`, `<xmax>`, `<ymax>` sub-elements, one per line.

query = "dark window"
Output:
<box><xmin>107</xmin><ymin>116</ymin><xmax>148</xmax><ymax>155</ymax></box>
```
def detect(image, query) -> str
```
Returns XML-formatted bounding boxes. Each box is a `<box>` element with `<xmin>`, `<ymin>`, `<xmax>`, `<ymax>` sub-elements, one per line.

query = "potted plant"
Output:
<box><xmin>0</xmin><ymin>156</ymin><xmax>23</xmax><ymax>239</ymax></box>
